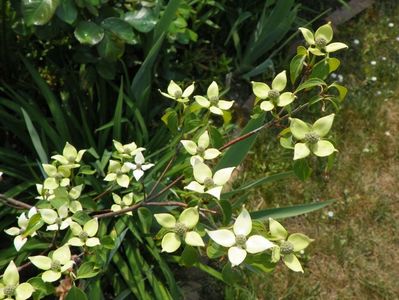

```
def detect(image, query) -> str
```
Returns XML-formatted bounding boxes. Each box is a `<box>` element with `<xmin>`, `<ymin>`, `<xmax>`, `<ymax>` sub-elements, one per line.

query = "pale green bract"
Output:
<box><xmin>0</xmin><ymin>261</ymin><xmax>34</xmax><ymax>300</ymax></box>
<box><xmin>111</xmin><ymin>192</ymin><xmax>134</xmax><ymax>215</ymax></box>
<box><xmin>104</xmin><ymin>160</ymin><xmax>131</xmax><ymax>188</ymax></box>
<box><xmin>51</xmin><ymin>142</ymin><xmax>86</xmax><ymax>168</ymax></box>
<box><xmin>298</xmin><ymin>23</ymin><xmax>348</xmax><ymax>56</ymax></box>
<box><xmin>289</xmin><ymin>114</ymin><xmax>337</xmax><ymax>160</ymax></box>
<box><xmin>159</xmin><ymin>80</ymin><xmax>195</xmax><ymax>103</ymax></box>
<box><xmin>29</xmin><ymin>245</ymin><xmax>74</xmax><ymax>282</ymax></box>
<box><xmin>113</xmin><ymin>140</ymin><xmax>145</xmax><ymax>159</ymax></box>
<box><xmin>42</xmin><ymin>164</ymin><xmax>72</xmax><ymax>190</ymax></box>
<box><xmin>68</xmin><ymin>218</ymin><xmax>100</xmax><ymax>248</ymax></box>
<box><xmin>154</xmin><ymin>207</ymin><xmax>204</xmax><ymax>253</ymax></box>
<box><xmin>269</xmin><ymin>218</ymin><xmax>314</xmax><ymax>273</ymax></box>
<box><xmin>207</xmin><ymin>208</ymin><xmax>275</xmax><ymax>267</ymax></box>
<box><xmin>184</xmin><ymin>162</ymin><xmax>235</xmax><ymax>200</ymax></box>
<box><xmin>39</xmin><ymin>205</ymin><xmax>72</xmax><ymax>231</ymax></box>
<box><xmin>4</xmin><ymin>207</ymin><xmax>38</xmax><ymax>252</ymax></box>
<box><xmin>194</xmin><ymin>81</ymin><xmax>234</xmax><ymax>115</ymax></box>
<box><xmin>252</xmin><ymin>70</ymin><xmax>296</xmax><ymax>111</ymax></box>
<box><xmin>180</xmin><ymin>130</ymin><xmax>221</xmax><ymax>166</ymax></box>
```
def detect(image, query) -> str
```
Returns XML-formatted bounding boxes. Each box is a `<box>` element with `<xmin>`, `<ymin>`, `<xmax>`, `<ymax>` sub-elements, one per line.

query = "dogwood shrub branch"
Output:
<box><xmin>1</xmin><ymin>23</ymin><xmax>348</xmax><ymax>299</ymax></box>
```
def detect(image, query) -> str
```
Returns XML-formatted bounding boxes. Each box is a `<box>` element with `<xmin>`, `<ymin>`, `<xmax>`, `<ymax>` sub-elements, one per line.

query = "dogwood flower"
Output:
<box><xmin>104</xmin><ymin>160</ymin><xmax>131</xmax><ymax>188</ymax></box>
<box><xmin>42</xmin><ymin>164</ymin><xmax>71</xmax><ymax>190</ymax></box>
<box><xmin>154</xmin><ymin>207</ymin><xmax>204</xmax><ymax>253</ymax></box>
<box><xmin>269</xmin><ymin>218</ymin><xmax>313</xmax><ymax>273</ymax></box>
<box><xmin>125</xmin><ymin>152</ymin><xmax>154</xmax><ymax>181</ymax></box>
<box><xmin>184</xmin><ymin>163</ymin><xmax>235</xmax><ymax>200</ymax></box>
<box><xmin>0</xmin><ymin>261</ymin><xmax>34</xmax><ymax>300</ymax></box>
<box><xmin>194</xmin><ymin>81</ymin><xmax>234</xmax><ymax>115</ymax></box>
<box><xmin>67</xmin><ymin>185</ymin><xmax>84</xmax><ymax>213</ymax></box>
<box><xmin>299</xmin><ymin>23</ymin><xmax>348</xmax><ymax>56</ymax></box>
<box><xmin>39</xmin><ymin>205</ymin><xmax>72</xmax><ymax>231</ymax></box>
<box><xmin>159</xmin><ymin>80</ymin><xmax>195</xmax><ymax>103</ymax></box>
<box><xmin>35</xmin><ymin>184</ymin><xmax>55</xmax><ymax>201</ymax></box>
<box><xmin>252</xmin><ymin>71</ymin><xmax>296</xmax><ymax>111</ymax></box>
<box><xmin>29</xmin><ymin>245</ymin><xmax>74</xmax><ymax>282</ymax></box>
<box><xmin>51</xmin><ymin>142</ymin><xmax>85</xmax><ymax>168</ymax></box>
<box><xmin>5</xmin><ymin>207</ymin><xmax>38</xmax><ymax>251</ymax></box>
<box><xmin>113</xmin><ymin>140</ymin><xmax>144</xmax><ymax>159</ymax></box>
<box><xmin>180</xmin><ymin>131</ymin><xmax>221</xmax><ymax>165</ymax></box>
<box><xmin>207</xmin><ymin>208</ymin><xmax>275</xmax><ymax>267</ymax></box>
<box><xmin>68</xmin><ymin>218</ymin><xmax>100</xmax><ymax>247</ymax></box>
<box><xmin>111</xmin><ymin>193</ymin><xmax>133</xmax><ymax>215</ymax></box>
<box><xmin>290</xmin><ymin>114</ymin><xmax>337</xmax><ymax>160</ymax></box>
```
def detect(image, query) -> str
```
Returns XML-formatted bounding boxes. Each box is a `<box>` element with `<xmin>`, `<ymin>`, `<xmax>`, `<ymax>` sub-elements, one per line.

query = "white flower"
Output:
<box><xmin>5</xmin><ymin>207</ymin><xmax>38</xmax><ymax>251</ymax></box>
<box><xmin>388</xmin><ymin>22</ymin><xmax>394</xmax><ymax>28</ymax></box>
<box><xmin>194</xmin><ymin>81</ymin><xmax>234</xmax><ymax>115</ymax></box>
<box><xmin>371</xmin><ymin>76</ymin><xmax>377</xmax><ymax>82</ymax></box>
<box><xmin>376</xmin><ymin>91</ymin><xmax>382</xmax><ymax>96</ymax></box>
<box><xmin>39</xmin><ymin>205</ymin><xmax>72</xmax><ymax>231</ymax></box>
<box><xmin>104</xmin><ymin>160</ymin><xmax>131</xmax><ymax>188</ymax></box>
<box><xmin>113</xmin><ymin>140</ymin><xmax>144</xmax><ymax>158</ymax></box>
<box><xmin>370</xmin><ymin>60</ymin><xmax>376</xmax><ymax>66</ymax></box>
<box><xmin>184</xmin><ymin>162</ymin><xmax>235</xmax><ymax>200</ymax></box>
<box><xmin>159</xmin><ymin>80</ymin><xmax>195</xmax><ymax>103</ymax></box>
<box><xmin>125</xmin><ymin>152</ymin><xmax>154</xmax><ymax>181</ymax></box>
<box><xmin>111</xmin><ymin>193</ymin><xmax>133</xmax><ymax>215</ymax></box>
<box><xmin>68</xmin><ymin>218</ymin><xmax>100</xmax><ymax>248</ymax></box>
<box><xmin>330</xmin><ymin>73</ymin><xmax>337</xmax><ymax>79</ymax></box>
<box><xmin>396</xmin><ymin>36</ymin><xmax>399</xmax><ymax>42</ymax></box>
<box><xmin>180</xmin><ymin>131</ymin><xmax>221</xmax><ymax>166</ymax></box>
<box><xmin>207</xmin><ymin>208</ymin><xmax>275</xmax><ymax>267</ymax></box>
<box><xmin>0</xmin><ymin>261</ymin><xmax>34</xmax><ymax>300</ymax></box>
<box><xmin>353</xmin><ymin>39</ymin><xmax>360</xmax><ymax>45</ymax></box>
<box><xmin>384</xmin><ymin>131</ymin><xmax>391</xmax><ymax>136</ymax></box>
<box><xmin>327</xmin><ymin>211</ymin><xmax>334</xmax><ymax>218</ymax></box>
<box><xmin>337</xmin><ymin>74</ymin><xmax>344</xmax><ymax>83</ymax></box>
<box><xmin>0</xmin><ymin>171</ymin><xmax>3</xmax><ymax>178</ymax></box>
<box><xmin>381</xmin><ymin>56</ymin><xmax>387</xmax><ymax>61</ymax></box>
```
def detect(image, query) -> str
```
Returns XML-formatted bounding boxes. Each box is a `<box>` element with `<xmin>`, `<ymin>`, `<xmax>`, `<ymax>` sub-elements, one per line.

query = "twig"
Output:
<box><xmin>147</xmin><ymin>153</ymin><xmax>176</xmax><ymax>197</ymax></box>
<box><xmin>0</xmin><ymin>194</ymin><xmax>33</xmax><ymax>209</ymax></box>
<box><xmin>92</xmin><ymin>184</ymin><xmax>114</xmax><ymax>202</ymax></box>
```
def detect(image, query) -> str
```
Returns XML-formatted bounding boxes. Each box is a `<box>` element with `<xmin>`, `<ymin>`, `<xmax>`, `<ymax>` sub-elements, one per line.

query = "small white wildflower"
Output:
<box><xmin>330</xmin><ymin>73</ymin><xmax>337</xmax><ymax>79</ymax></box>
<box><xmin>327</xmin><ymin>211</ymin><xmax>334</xmax><ymax>218</ymax></box>
<box><xmin>370</xmin><ymin>76</ymin><xmax>377</xmax><ymax>82</ymax></box>
<box><xmin>353</xmin><ymin>39</ymin><xmax>360</xmax><ymax>45</ymax></box>
<box><xmin>370</xmin><ymin>60</ymin><xmax>376</xmax><ymax>66</ymax></box>
<box><xmin>388</xmin><ymin>22</ymin><xmax>394</xmax><ymax>28</ymax></box>
<box><xmin>299</xmin><ymin>250</ymin><xmax>305</xmax><ymax>255</ymax></box>
<box><xmin>396</xmin><ymin>36</ymin><xmax>399</xmax><ymax>42</ymax></box>
<box><xmin>381</xmin><ymin>56</ymin><xmax>387</xmax><ymax>61</ymax></box>
<box><xmin>337</xmin><ymin>74</ymin><xmax>344</xmax><ymax>83</ymax></box>
<box><xmin>385</xmin><ymin>131</ymin><xmax>391</xmax><ymax>136</ymax></box>
<box><xmin>376</xmin><ymin>91</ymin><xmax>382</xmax><ymax>96</ymax></box>
<box><xmin>362</xmin><ymin>147</ymin><xmax>370</xmax><ymax>153</ymax></box>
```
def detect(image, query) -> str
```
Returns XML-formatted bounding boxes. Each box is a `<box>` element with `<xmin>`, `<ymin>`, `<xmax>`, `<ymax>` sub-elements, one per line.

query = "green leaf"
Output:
<box><xmin>112</xmin><ymin>81</ymin><xmax>124</xmax><ymax>141</ymax></box>
<box><xmin>137</xmin><ymin>207</ymin><xmax>152</xmax><ymax>234</ymax></box>
<box><xmin>293</xmin><ymin>159</ymin><xmax>312</xmax><ymax>181</ymax></box>
<box><xmin>328</xmin><ymin>83</ymin><xmax>347</xmax><ymax>101</ymax></box>
<box><xmin>179</xmin><ymin>245</ymin><xmax>199</xmax><ymax>267</ymax></box>
<box><xmin>101</xmin><ymin>18</ymin><xmax>137</xmax><ymax>44</ymax></box>
<box><xmin>97</xmin><ymin>32</ymin><xmax>125</xmax><ymax>61</ymax></box>
<box><xmin>206</xmin><ymin>241</ymin><xmax>225</xmax><ymax>259</ymax></box>
<box><xmin>74</xmin><ymin>21</ymin><xmax>105</xmax><ymax>46</ymax></box>
<box><xmin>22</xmin><ymin>213</ymin><xmax>44</xmax><ymax>237</ymax></box>
<box><xmin>290</xmin><ymin>54</ymin><xmax>306</xmax><ymax>84</ymax></box>
<box><xmin>124</xmin><ymin>8</ymin><xmax>157</xmax><ymax>33</ymax></box>
<box><xmin>28</xmin><ymin>277</ymin><xmax>55</xmax><ymax>298</ymax></box>
<box><xmin>23</xmin><ymin>0</ymin><xmax>59</xmax><ymax>26</ymax></box>
<box><xmin>56</xmin><ymin>0</ymin><xmax>77</xmax><ymax>24</ymax></box>
<box><xmin>21</xmin><ymin>108</ymin><xmax>48</xmax><ymax>164</ymax></box>
<box><xmin>77</xmin><ymin>262</ymin><xmax>100</xmax><ymax>279</ymax></box>
<box><xmin>219</xmin><ymin>200</ymin><xmax>232</xmax><ymax>225</ymax></box>
<box><xmin>251</xmin><ymin>199</ymin><xmax>334</xmax><ymax>220</ymax></box>
<box><xmin>294</xmin><ymin>78</ymin><xmax>326</xmax><ymax>93</ymax></box>
<box><xmin>216</xmin><ymin>112</ymin><xmax>265</xmax><ymax>170</ymax></box>
<box><xmin>222</xmin><ymin>263</ymin><xmax>241</xmax><ymax>284</ymax></box>
<box><xmin>65</xmin><ymin>286</ymin><xmax>88</xmax><ymax>300</ymax></box>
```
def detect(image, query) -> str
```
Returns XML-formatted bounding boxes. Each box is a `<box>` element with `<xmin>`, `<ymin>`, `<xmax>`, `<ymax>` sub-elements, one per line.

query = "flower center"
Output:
<box><xmin>235</xmin><ymin>234</ymin><xmax>247</xmax><ymax>248</ymax></box>
<box><xmin>174</xmin><ymin>90</ymin><xmax>182</xmax><ymax>99</ymax></box>
<box><xmin>55</xmin><ymin>217</ymin><xmax>63</xmax><ymax>225</ymax></box>
<box><xmin>304</xmin><ymin>132</ymin><xmax>320</xmax><ymax>144</ymax></box>
<box><xmin>79</xmin><ymin>231</ymin><xmax>89</xmax><ymax>241</ymax></box>
<box><xmin>196</xmin><ymin>146</ymin><xmax>205</xmax><ymax>155</ymax></box>
<box><xmin>67</xmin><ymin>156</ymin><xmax>75</xmax><ymax>163</ymax></box>
<box><xmin>280</xmin><ymin>241</ymin><xmax>294</xmax><ymax>255</ymax></box>
<box><xmin>136</xmin><ymin>163</ymin><xmax>142</xmax><ymax>170</ymax></box>
<box><xmin>315</xmin><ymin>37</ymin><xmax>327</xmax><ymax>48</ymax></box>
<box><xmin>174</xmin><ymin>222</ymin><xmax>188</xmax><ymax>236</ymax></box>
<box><xmin>203</xmin><ymin>177</ymin><xmax>214</xmax><ymax>188</ymax></box>
<box><xmin>268</xmin><ymin>89</ymin><xmax>280</xmax><ymax>100</ymax></box>
<box><xmin>209</xmin><ymin>95</ymin><xmax>219</xmax><ymax>104</ymax></box>
<box><xmin>51</xmin><ymin>260</ymin><xmax>61</xmax><ymax>272</ymax></box>
<box><xmin>4</xmin><ymin>285</ymin><xmax>16</xmax><ymax>297</ymax></box>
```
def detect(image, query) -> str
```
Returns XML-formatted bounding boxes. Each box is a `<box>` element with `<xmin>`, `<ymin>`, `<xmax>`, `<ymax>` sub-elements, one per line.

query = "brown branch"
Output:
<box><xmin>0</xmin><ymin>194</ymin><xmax>33</xmax><ymax>209</ymax></box>
<box><xmin>148</xmin><ymin>153</ymin><xmax>176</xmax><ymax>197</ymax></box>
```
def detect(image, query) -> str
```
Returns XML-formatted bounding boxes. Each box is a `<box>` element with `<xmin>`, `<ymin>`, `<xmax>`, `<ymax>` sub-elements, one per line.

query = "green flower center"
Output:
<box><xmin>268</xmin><ymin>89</ymin><xmax>280</xmax><ymax>100</ymax></box>
<box><xmin>203</xmin><ymin>177</ymin><xmax>214</xmax><ymax>188</ymax></box>
<box><xmin>4</xmin><ymin>285</ymin><xmax>16</xmax><ymax>297</ymax></box>
<box><xmin>280</xmin><ymin>241</ymin><xmax>294</xmax><ymax>255</ymax></box>
<box><xmin>51</xmin><ymin>260</ymin><xmax>61</xmax><ymax>272</ymax></box>
<box><xmin>174</xmin><ymin>222</ymin><xmax>188</xmax><ymax>236</ymax></box>
<box><xmin>174</xmin><ymin>90</ymin><xmax>182</xmax><ymax>98</ymax></box>
<box><xmin>67</xmin><ymin>156</ymin><xmax>75</xmax><ymax>163</ymax></box>
<box><xmin>120</xmin><ymin>200</ymin><xmax>126</xmax><ymax>207</ymax></box>
<box><xmin>315</xmin><ymin>37</ymin><xmax>327</xmax><ymax>48</ymax></box>
<box><xmin>209</xmin><ymin>95</ymin><xmax>219</xmax><ymax>104</ymax></box>
<box><xmin>304</xmin><ymin>132</ymin><xmax>320</xmax><ymax>144</ymax></box>
<box><xmin>136</xmin><ymin>163</ymin><xmax>142</xmax><ymax>169</ymax></box>
<box><xmin>79</xmin><ymin>231</ymin><xmax>89</xmax><ymax>241</ymax></box>
<box><xmin>235</xmin><ymin>234</ymin><xmax>247</xmax><ymax>248</ymax></box>
<box><xmin>196</xmin><ymin>146</ymin><xmax>205</xmax><ymax>155</ymax></box>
